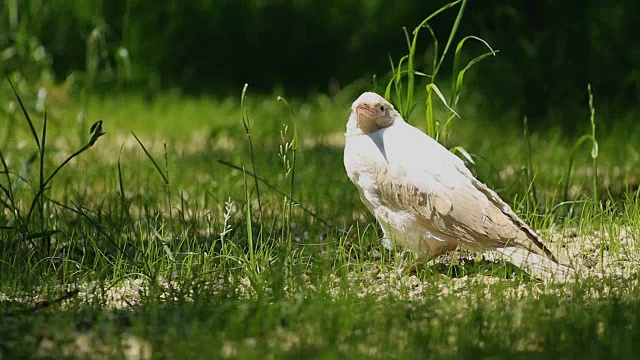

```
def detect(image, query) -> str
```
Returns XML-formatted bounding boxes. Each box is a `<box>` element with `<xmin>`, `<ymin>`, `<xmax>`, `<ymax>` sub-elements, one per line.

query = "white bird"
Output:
<box><xmin>343</xmin><ymin>92</ymin><xmax>574</xmax><ymax>280</ymax></box>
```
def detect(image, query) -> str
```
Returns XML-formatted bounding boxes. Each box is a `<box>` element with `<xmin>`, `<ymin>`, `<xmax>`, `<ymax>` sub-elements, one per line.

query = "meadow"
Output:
<box><xmin>3</xmin><ymin>1</ymin><xmax>640</xmax><ymax>358</ymax></box>
<box><xmin>1</xmin><ymin>77</ymin><xmax>640</xmax><ymax>358</ymax></box>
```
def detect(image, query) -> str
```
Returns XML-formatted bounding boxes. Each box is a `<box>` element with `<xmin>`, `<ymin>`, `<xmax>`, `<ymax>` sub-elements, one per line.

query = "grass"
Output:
<box><xmin>1</xmin><ymin>80</ymin><xmax>640</xmax><ymax>358</ymax></box>
<box><xmin>2</xmin><ymin>2</ymin><xmax>640</xmax><ymax>358</ymax></box>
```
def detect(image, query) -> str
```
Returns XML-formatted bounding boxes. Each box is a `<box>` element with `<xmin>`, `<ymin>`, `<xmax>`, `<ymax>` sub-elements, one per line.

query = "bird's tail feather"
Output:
<box><xmin>490</xmin><ymin>247</ymin><xmax>576</xmax><ymax>282</ymax></box>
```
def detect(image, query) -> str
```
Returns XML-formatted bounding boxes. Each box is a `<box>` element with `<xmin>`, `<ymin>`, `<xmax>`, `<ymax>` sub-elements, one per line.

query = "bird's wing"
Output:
<box><xmin>344</xmin><ymin>130</ymin><xmax>391</xmax><ymax>215</ymax></box>
<box><xmin>488</xmin><ymin>247</ymin><xmax>575</xmax><ymax>282</ymax></box>
<box><xmin>378</xmin><ymin>122</ymin><xmax>553</xmax><ymax>256</ymax></box>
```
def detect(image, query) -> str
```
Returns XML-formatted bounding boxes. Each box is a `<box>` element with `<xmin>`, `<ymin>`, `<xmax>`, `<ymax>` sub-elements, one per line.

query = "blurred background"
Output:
<box><xmin>1</xmin><ymin>0</ymin><xmax>638</xmax><ymax>130</ymax></box>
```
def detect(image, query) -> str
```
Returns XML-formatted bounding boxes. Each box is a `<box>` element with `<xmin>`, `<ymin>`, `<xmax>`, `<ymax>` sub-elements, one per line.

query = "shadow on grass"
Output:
<box><xmin>427</xmin><ymin>257</ymin><xmax>532</xmax><ymax>280</ymax></box>
<box><xmin>3</xmin><ymin>274</ymin><xmax>640</xmax><ymax>359</ymax></box>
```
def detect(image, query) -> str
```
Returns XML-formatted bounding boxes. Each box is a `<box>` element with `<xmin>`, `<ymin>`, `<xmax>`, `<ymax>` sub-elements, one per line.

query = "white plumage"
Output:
<box><xmin>343</xmin><ymin>92</ymin><xmax>574</xmax><ymax>280</ymax></box>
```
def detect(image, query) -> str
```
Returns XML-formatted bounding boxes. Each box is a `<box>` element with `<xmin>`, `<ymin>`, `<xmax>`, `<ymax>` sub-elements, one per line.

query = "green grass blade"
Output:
<box><xmin>587</xmin><ymin>83</ymin><xmax>599</xmax><ymax>205</ymax></box>
<box><xmin>404</xmin><ymin>27</ymin><xmax>415</xmax><ymax>117</ymax></box>
<box><xmin>451</xmin><ymin>36</ymin><xmax>497</xmax><ymax>106</ymax></box>
<box><xmin>39</xmin><ymin>109</ymin><xmax>47</xmax><ymax>193</ymax></box>
<box><xmin>26</xmin><ymin>120</ymin><xmax>105</xmax><ymax>228</ymax></box>
<box><xmin>426</xmin><ymin>82</ymin><xmax>459</xmax><ymax>119</ymax></box>
<box><xmin>384</xmin><ymin>54</ymin><xmax>396</xmax><ymax>100</ymax></box>
<box><xmin>423</xmin><ymin>23</ymin><xmax>439</xmax><ymax>74</ymax></box>
<box><xmin>154</xmin><ymin>228</ymin><xmax>176</xmax><ymax>264</ymax></box>
<box><xmin>449</xmin><ymin>145</ymin><xmax>475</xmax><ymax>165</ymax></box>
<box><xmin>522</xmin><ymin>116</ymin><xmax>538</xmax><ymax>205</ymax></box>
<box><xmin>562</xmin><ymin>134</ymin><xmax>592</xmax><ymax>202</ymax></box>
<box><xmin>7</xmin><ymin>77</ymin><xmax>40</xmax><ymax>150</ymax></box>
<box><xmin>36</xmin><ymin>109</ymin><xmax>48</xmax><ymax>236</ymax></box>
<box><xmin>413</xmin><ymin>0</ymin><xmax>462</xmax><ymax>36</ymax></box>
<box><xmin>240</xmin><ymin>84</ymin><xmax>263</xmax><ymax>222</ymax></box>
<box><xmin>131</xmin><ymin>131</ymin><xmax>169</xmax><ymax>185</ymax></box>
<box><xmin>435</xmin><ymin>0</ymin><xmax>468</xmax><ymax>73</ymax></box>
<box><xmin>0</xmin><ymin>149</ymin><xmax>18</xmax><ymax>220</ymax></box>
<box><xmin>243</xmin><ymin>168</ymin><xmax>255</xmax><ymax>269</ymax></box>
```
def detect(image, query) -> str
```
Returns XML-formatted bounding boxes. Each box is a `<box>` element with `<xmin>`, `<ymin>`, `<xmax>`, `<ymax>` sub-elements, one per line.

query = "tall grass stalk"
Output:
<box><xmin>117</xmin><ymin>145</ymin><xmax>131</xmax><ymax>221</ymax></box>
<box><xmin>131</xmin><ymin>132</ymin><xmax>172</xmax><ymax>217</ymax></box>
<box><xmin>276</xmin><ymin>96</ymin><xmax>299</xmax><ymax>292</ymax></box>
<box><xmin>384</xmin><ymin>0</ymin><xmax>495</xmax><ymax>149</ymax></box>
<box><xmin>587</xmin><ymin>84</ymin><xmax>599</xmax><ymax>205</ymax></box>
<box><xmin>163</xmin><ymin>141</ymin><xmax>173</xmax><ymax>220</ymax></box>
<box><xmin>3</xmin><ymin>78</ymin><xmax>105</xmax><ymax>259</ymax></box>
<box><xmin>243</xmin><ymin>169</ymin><xmax>256</xmax><ymax>268</ymax></box>
<box><xmin>276</xmin><ymin>97</ymin><xmax>298</xmax><ymax>241</ymax></box>
<box><xmin>522</xmin><ymin>116</ymin><xmax>539</xmax><ymax>208</ymax></box>
<box><xmin>562</xmin><ymin>84</ymin><xmax>599</xmax><ymax>207</ymax></box>
<box><xmin>0</xmin><ymin>150</ymin><xmax>18</xmax><ymax>226</ymax></box>
<box><xmin>79</xmin><ymin>26</ymin><xmax>102</xmax><ymax>139</ymax></box>
<box><xmin>241</xmin><ymin>84</ymin><xmax>263</xmax><ymax>223</ymax></box>
<box><xmin>385</xmin><ymin>0</ymin><xmax>462</xmax><ymax>118</ymax></box>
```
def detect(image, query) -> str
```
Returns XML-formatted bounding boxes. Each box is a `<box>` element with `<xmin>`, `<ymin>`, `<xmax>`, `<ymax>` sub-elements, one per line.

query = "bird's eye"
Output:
<box><xmin>379</xmin><ymin>105</ymin><xmax>385</xmax><ymax>112</ymax></box>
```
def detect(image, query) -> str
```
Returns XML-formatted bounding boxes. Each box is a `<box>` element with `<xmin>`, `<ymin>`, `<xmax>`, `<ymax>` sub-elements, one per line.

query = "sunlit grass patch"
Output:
<box><xmin>2</xmin><ymin>82</ymin><xmax>640</xmax><ymax>357</ymax></box>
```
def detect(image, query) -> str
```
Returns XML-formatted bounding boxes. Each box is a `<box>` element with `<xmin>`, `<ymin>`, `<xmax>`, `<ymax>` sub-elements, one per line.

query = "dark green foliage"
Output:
<box><xmin>2</xmin><ymin>1</ymin><xmax>638</xmax><ymax>127</ymax></box>
<box><xmin>465</xmin><ymin>0</ymin><xmax>640</xmax><ymax>128</ymax></box>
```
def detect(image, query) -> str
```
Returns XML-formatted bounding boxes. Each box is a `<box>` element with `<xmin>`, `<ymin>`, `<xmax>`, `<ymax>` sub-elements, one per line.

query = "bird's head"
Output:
<box><xmin>346</xmin><ymin>92</ymin><xmax>401</xmax><ymax>136</ymax></box>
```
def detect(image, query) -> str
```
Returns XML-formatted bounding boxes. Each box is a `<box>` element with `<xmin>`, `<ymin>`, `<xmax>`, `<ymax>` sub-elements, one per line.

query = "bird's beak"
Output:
<box><xmin>355</xmin><ymin>104</ymin><xmax>375</xmax><ymax>124</ymax></box>
<box><xmin>354</xmin><ymin>104</ymin><xmax>388</xmax><ymax>134</ymax></box>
